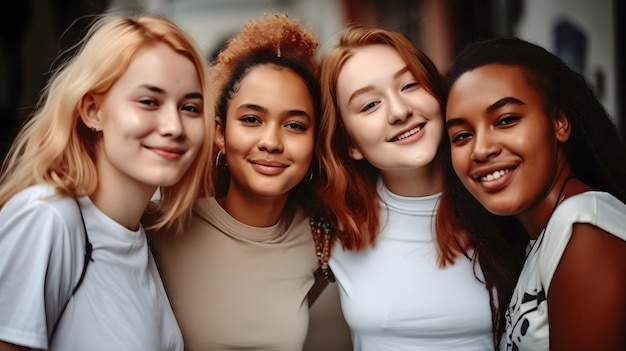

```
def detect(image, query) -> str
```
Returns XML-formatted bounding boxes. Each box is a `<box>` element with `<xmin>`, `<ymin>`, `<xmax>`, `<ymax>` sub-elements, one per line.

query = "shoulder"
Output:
<box><xmin>3</xmin><ymin>184</ymin><xmax>80</xmax><ymax>213</ymax></box>
<box><xmin>540</xmin><ymin>191</ymin><xmax>626</xmax><ymax>285</ymax></box>
<box><xmin>552</xmin><ymin>191</ymin><xmax>626</xmax><ymax>236</ymax></box>
<box><xmin>1</xmin><ymin>184</ymin><xmax>84</xmax><ymax>243</ymax></box>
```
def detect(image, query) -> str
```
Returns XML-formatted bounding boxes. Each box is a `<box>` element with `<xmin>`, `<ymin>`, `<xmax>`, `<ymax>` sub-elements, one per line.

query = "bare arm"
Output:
<box><xmin>0</xmin><ymin>341</ymin><xmax>29</xmax><ymax>351</ymax></box>
<box><xmin>548</xmin><ymin>223</ymin><xmax>626</xmax><ymax>351</ymax></box>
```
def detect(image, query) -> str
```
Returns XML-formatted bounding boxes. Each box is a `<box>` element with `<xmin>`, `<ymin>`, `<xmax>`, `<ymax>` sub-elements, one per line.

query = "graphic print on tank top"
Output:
<box><xmin>502</xmin><ymin>232</ymin><xmax>547</xmax><ymax>351</ymax></box>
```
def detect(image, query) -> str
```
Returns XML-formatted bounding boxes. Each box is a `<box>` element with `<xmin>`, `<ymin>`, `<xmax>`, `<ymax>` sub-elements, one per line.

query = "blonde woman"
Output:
<box><xmin>0</xmin><ymin>13</ymin><xmax>213</xmax><ymax>351</ymax></box>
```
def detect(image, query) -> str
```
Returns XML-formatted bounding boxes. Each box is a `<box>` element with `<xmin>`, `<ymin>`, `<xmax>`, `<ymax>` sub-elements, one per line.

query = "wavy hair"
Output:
<box><xmin>317</xmin><ymin>24</ymin><xmax>468</xmax><ymax>260</ymax></box>
<box><xmin>0</xmin><ymin>13</ymin><xmax>214</xmax><ymax>233</ymax></box>
<box><xmin>210</xmin><ymin>13</ymin><xmax>322</xmax><ymax>217</ymax></box>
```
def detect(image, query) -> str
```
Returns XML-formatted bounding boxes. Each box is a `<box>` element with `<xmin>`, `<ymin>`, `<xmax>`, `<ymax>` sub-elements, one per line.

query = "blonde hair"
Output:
<box><xmin>0</xmin><ymin>13</ymin><xmax>214</xmax><ymax>233</ymax></box>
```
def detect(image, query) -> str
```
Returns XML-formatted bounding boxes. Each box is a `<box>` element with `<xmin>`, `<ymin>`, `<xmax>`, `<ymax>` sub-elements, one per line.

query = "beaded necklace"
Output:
<box><xmin>309</xmin><ymin>217</ymin><xmax>335</xmax><ymax>282</ymax></box>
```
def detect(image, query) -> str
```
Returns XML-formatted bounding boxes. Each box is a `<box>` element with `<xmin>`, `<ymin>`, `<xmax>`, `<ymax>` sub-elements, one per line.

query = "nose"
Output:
<box><xmin>159</xmin><ymin>104</ymin><xmax>184</xmax><ymax>139</ymax></box>
<box><xmin>388</xmin><ymin>94</ymin><xmax>412</xmax><ymax>124</ymax></box>
<box><xmin>257</xmin><ymin>125</ymin><xmax>283</xmax><ymax>153</ymax></box>
<box><xmin>471</xmin><ymin>129</ymin><xmax>501</xmax><ymax>162</ymax></box>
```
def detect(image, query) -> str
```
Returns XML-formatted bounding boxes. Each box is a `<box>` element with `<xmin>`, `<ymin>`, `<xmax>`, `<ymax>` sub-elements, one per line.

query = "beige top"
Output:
<box><xmin>150</xmin><ymin>197</ymin><xmax>318</xmax><ymax>351</ymax></box>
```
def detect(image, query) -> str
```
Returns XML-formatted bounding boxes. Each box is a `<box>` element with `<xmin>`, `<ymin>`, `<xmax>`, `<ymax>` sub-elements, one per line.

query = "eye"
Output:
<box><xmin>240</xmin><ymin>115</ymin><xmax>261</xmax><ymax>124</ymax></box>
<box><xmin>360</xmin><ymin>101</ymin><xmax>380</xmax><ymax>113</ymax></box>
<box><xmin>182</xmin><ymin>103</ymin><xmax>201</xmax><ymax>115</ymax></box>
<box><xmin>450</xmin><ymin>130</ymin><xmax>473</xmax><ymax>144</ymax></box>
<box><xmin>496</xmin><ymin>115</ymin><xmax>520</xmax><ymax>127</ymax></box>
<box><xmin>285</xmin><ymin>122</ymin><xmax>307</xmax><ymax>131</ymax></box>
<box><xmin>139</xmin><ymin>98</ymin><xmax>158</xmax><ymax>107</ymax></box>
<box><xmin>402</xmin><ymin>82</ymin><xmax>420</xmax><ymax>91</ymax></box>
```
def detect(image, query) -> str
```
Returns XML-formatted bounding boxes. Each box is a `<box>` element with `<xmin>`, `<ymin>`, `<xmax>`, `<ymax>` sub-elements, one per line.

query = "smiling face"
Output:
<box><xmin>446</xmin><ymin>64</ymin><xmax>569</xmax><ymax>216</ymax></box>
<box><xmin>336</xmin><ymin>44</ymin><xmax>442</xmax><ymax>174</ymax></box>
<box><xmin>89</xmin><ymin>42</ymin><xmax>205</xmax><ymax>192</ymax></box>
<box><xmin>217</xmin><ymin>64</ymin><xmax>315</xmax><ymax>202</ymax></box>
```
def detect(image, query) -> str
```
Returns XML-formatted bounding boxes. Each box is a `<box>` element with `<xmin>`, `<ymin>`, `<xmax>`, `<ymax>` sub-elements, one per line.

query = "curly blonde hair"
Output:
<box><xmin>211</xmin><ymin>13</ymin><xmax>319</xmax><ymax>106</ymax></box>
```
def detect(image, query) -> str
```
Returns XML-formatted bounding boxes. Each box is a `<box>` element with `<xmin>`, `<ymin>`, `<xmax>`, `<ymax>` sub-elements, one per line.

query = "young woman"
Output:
<box><xmin>316</xmin><ymin>24</ymin><xmax>494</xmax><ymax>350</ymax></box>
<box><xmin>0</xmin><ymin>14</ymin><xmax>213</xmax><ymax>351</ymax></box>
<box><xmin>150</xmin><ymin>13</ymin><xmax>331</xmax><ymax>350</ymax></box>
<box><xmin>442</xmin><ymin>36</ymin><xmax>626</xmax><ymax>350</ymax></box>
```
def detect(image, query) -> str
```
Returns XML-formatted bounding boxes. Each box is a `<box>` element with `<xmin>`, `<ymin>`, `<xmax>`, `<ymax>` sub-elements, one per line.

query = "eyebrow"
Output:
<box><xmin>237</xmin><ymin>103</ymin><xmax>311</xmax><ymax>120</ymax></box>
<box><xmin>486</xmin><ymin>96</ymin><xmax>525</xmax><ymax>113</ymax></box>
<box><xmin>446</xmin><ymin>96</ymin><xmax>526</xmax><ymax>129</ymax></box>
<box><xmin>139</xmin><ymin>84</ymin><xmax>202</xmax><ymax>100</ymax></box>
<box><xmin>346</xmin><ymin>66</ymin><xmax>411</xmax><ymax>105</ymax></box>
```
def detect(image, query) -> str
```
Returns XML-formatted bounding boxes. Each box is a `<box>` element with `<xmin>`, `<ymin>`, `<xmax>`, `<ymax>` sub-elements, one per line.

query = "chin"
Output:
<box><xmin>479</xmin><ymin>201</ymin><xmax>521</xmax><ymax>217</ymax></box>
<box><xmin>148</xmin><ymin>174</ymin><xmax>187</xmax><ymax>188</ymax></box>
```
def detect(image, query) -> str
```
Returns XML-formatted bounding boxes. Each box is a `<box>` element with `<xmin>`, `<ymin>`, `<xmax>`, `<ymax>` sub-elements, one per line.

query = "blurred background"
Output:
<box><xmin>0</xmin><ymin>0</ymin><xmax>623</xmax><ymax>161</ymax></box>
<box><xmin>0</xmin><ymin>1</ymin><xmax>622</xmax><ymax>349</ymax></box>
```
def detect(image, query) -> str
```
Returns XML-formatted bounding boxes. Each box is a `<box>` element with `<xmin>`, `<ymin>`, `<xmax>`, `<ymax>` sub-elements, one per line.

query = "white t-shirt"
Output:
<box><xmin>330</xmin><ymin>181</ymin><xmax>493</xmax><ymax>350</ymax></box>
<box><xmin>501</xmin><ymin>191</ymin><xmax>626</xmax><ymax>351</ymax></box>
<box><xmin>0</xmin><ymin>184</ymin><xmax>183</xmax><ymax>350</ymax></box>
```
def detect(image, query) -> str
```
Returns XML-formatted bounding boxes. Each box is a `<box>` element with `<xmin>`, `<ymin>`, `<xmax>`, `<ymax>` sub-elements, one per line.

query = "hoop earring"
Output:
<box><xmin>307</xmin><ymin>168</ymin><xmax>313</xmax><ymax>182</ymax></box>
<box><xmin>216</xmin><ymin>150</ymin><xmax>227</xmax><ymax>168</ymax></box>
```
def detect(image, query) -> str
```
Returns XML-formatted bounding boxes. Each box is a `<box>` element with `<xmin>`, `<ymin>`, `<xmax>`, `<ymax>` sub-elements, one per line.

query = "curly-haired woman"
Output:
<box><xmin>150</xmin><ymin>13</ymin><xmax>332</xmax><ymax>351</ymax></box>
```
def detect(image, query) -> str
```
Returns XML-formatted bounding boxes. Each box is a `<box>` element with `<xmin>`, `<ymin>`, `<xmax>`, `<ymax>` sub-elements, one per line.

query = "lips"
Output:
<box><xmin>147</xmin><ymin>146</ymin><xmax>186</xmax><ymax>160</ymax></box>
<box><xmin>250</xmin><ymin>159</ymin><xmax>288</xmax><ymax>175</ymax></box>
<box><xmin>390</xmin><ymin>123</ymin><xmax>425</xmax><ymax>142</ymax></box>
<box><xmin>250</xmin><ymin>160</ymin><xmax>287</xmax><ymax>168</ymax></box>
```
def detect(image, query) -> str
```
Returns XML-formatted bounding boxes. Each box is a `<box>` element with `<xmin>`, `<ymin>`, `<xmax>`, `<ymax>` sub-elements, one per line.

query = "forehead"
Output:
<box><xmin>447</xmin><ymin>64</ymin><xmax>544</xmax><ymax>115</ymax></box>
<box><xmin>114</xmin><ymin>42</ymin><xmax>200</xmax><ymax>92</ymax></box>
<box><xmin>338</xmin><ymin>45</ymin><xmax>406</xmax><ymax>84</ymax></box>
<box><xmin>228</xmin><ymin>64</ymin><xmax>314</xmax><ymax>113</ymax></box>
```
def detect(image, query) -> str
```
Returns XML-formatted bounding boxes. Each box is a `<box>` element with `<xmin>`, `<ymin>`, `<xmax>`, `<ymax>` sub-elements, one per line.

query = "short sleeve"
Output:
<box><xmin>540</xmin><ymin>192</ymin><xmax>626</xmax><ymax>290</ymax></box>
<box><xmin>0</xmin><ymin>190</ymin><xmax>85</xmax><ymax>349</ymax></box>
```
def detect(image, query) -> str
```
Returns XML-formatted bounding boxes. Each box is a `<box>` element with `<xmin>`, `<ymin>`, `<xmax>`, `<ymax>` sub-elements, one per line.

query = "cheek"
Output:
<box><xmin>422</xmin><ymin>94</ymin><xmax>442</xmax><ymax>115</ymax></box>
<box><xmin>294</xmin><ymin>136</ymin><xmax>315</xmax><ymax>164</ymax></box>
<box><xmin>343</xmin><ymin>119</ymin><xmax>376</xmax><ymax>148</ymax></box>
<box><xmin>102</xmin><ymin>110</ymin><xmax>150</xmax><ymax>138</ymax></box>
<box><xmin>450</xmin><ymin>148</ymin><xmax>468</xmax><ymax>173</ymax></box>
<box><xmin>185</xmin><ymin>119</ymin><xmax>206</xmax><ymax>148</ymax></box>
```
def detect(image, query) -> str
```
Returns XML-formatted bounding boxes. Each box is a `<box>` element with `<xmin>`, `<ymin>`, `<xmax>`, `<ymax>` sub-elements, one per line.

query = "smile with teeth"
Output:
<box><xmin>392</xmin><ymin>125</ymin><xmax>422</xmax><ymax>141</ymax></box>
<box><xmin>479</xmin><ymin>169</ymin><xmax>510</xmax><ymax>182</ymax></box>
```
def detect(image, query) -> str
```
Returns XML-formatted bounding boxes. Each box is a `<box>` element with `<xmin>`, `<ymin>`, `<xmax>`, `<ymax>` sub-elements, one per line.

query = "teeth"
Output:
<box><xmin>394</xmin><ymin>126</ymin><xmax>421</xmax><ymax>141</ymax></box>
<box><xmin>480</xmin><ymin>169</ymin><xmax>508</xmax><ymax>182</ymax></box>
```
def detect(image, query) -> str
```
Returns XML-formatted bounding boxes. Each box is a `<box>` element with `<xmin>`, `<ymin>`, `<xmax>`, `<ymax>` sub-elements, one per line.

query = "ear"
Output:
<box><xmin>215</xmin><ymin>116</ymin><xmax>226</xmax><ymax>153</ymax></box>
<box><xmin>78</xmin><ymin>93</ymin><xmax>102</xmax><ymax>131</ymax></box>
<box><xmin>349</xmin><ymin>144</ymin><xmax>364</xmax><ymax>160</ymax></box>
<box><xmin>554</xmin><ymin>110</ymin><xmax>571</xmax><ymax>143</ymax></box>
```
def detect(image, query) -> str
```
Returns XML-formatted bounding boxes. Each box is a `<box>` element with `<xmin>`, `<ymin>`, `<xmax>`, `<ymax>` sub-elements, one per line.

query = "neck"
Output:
<box><xmin>517</xmin><ymin>164</ymin><xmax>590</xmax><ymax>239</ymax></box>
<box><xmin>90</xmin><ymin>180</ymin><xmax>156</xmax><ymax>231</ymax></box>
<box><xmin>380</xmin><ymin>162</ymin><xmax>443</xmax><ymax>197</ymax></box>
